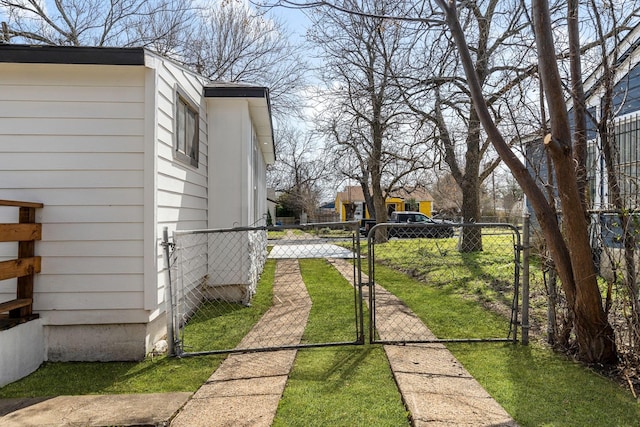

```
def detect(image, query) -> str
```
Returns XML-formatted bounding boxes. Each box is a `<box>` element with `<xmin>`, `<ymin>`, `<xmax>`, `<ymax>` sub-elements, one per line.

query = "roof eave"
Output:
<box><xmin>0</xmin><ymin>44</ymin><xmax>145</xmax><ymax>65</ymax></box>
<box><xmin>204</xmin><ymin>85</ymin><xmax>276</xmax><ymax>164</ymax></box>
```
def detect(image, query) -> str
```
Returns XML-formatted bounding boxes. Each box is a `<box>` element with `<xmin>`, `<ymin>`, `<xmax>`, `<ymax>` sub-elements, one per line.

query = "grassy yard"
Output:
<box><xmin>1</xmin><ymin>244</ymin><xmax>639</xmax><ymax>426</ymax></box>
<box><xmin>372</xmin><ymin>261</ymin><xmax>640</xmax><ymax>426</ymax></box>
<box><xmin>273</xmin><ymin>259</ymin><xmax>409</xmax><ymax>426</ymax></box>
<box><xmin>0</xmin><ymin>260</ymin><xmax>277</xmax><ymax>397</ymax></box>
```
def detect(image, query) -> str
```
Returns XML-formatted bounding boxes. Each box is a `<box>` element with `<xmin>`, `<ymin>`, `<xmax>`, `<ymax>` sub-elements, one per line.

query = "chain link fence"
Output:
<box><xmin>165</xmin><ymin>222</ymin><xmax>363</xmax><ymax>356</ymax></box>
<box><xmin>367</xmin><ymin>222</ymin><xmax>524</xmax><ymax>345</ymax></box>
<box><xmin>590</xmin><ymin>211</ymin><xmax>639</xmax><ymax>357</ymax></box>
<box><xmin>163</xmin><ymin>219</ymin><xmax>528</xmax><ymax>357</ymax></box>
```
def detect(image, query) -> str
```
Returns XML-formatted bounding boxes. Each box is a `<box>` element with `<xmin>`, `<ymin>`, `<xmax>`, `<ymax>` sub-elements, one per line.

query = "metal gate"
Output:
<box><xmin>367</xmin><ymin>222</ymin><xmax>524</xmax><ymax>345</ymax></box>
<box><xmin>164</xmin><ymin>222</ymin><xmax>364</xmax><ymax>357</ymax></box>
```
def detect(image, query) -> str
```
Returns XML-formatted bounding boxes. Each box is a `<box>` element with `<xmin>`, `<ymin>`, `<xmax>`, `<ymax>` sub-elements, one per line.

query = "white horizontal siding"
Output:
<box><xmin>157</xmin><ymin>206</ymin><xmax>207</xmax><ymax>223</ymax></box>
<box><xmin>0</xmin><ymin>135</ymin><xmax>143</xmax><ymax>153</ymax></box>
<box><xmin>156</xmin><ymin>174</ymin><xmax>207</xmax><ymax>199</ymax></box>
<box><xmin>0</xmin><ymin>171</ymin><xmax>143</xmax><ymax>189</ymax></box>
<box><xmin>38</xmin><ymin>241</ymin><xmax>144</xmax><ymax>257</ymax></box>
<box><xmin>0</xmin><ymin>100</ymin><xmax>144</xmax><ymax>119</ymax></box>
<box><xmin>0</xmin><ymin>189</ymin><xmax>143</xmax><ymax>206</ymax></box>
<box><xmin>155</xmin><ymin>59</ymin><xmax>208</xmax><ymax>231</ymax></box>
<box><xmin>42</xmin><ymin>257</ymin><xmax>143</xmax><ymax>275</ymax></box>
<box><xmin>153</xmin><ymin>57</ymin><xmax>209</xmax><ymax>313</ymax></box>
<box><xmin>0</xmin><ymin>85</ymin><xmax>144</xmax><ymax>103</ymax></box>
<box><xmin>0</xmin><ymin>153</ymin><xmax>144</xmax><ymax>171</ymax></box>
<box><xmin>157</xmin><ymin>192</ymin><xmax>207</xmax><ymax>211</ymax></box>
<box><xmin>42</xmin><ymin>223</ymin><xmax>144</xmax><ymax>241</ymax></box>
<box><xmin>40</xmin><ymin>206</ymin><xmax>144</xmax><ymax>223</ymax></box>
<box><xmin>34</xmin><ymin>274</ymin><xmax>143</xmax><ymax>293</ymax></box>
<box><xmin>0</xmin><ymin>62</ymin><xmax>146</xmax><ymax>325</ymax></box>
<box><xmin>0</xmin><ymin>63</ymin><xmax>145</xmax><ymax>86</ymax></box>
<box><xmin>0</xmin><ymin>117</ymin><xmax>144</xmax><ymax>135</ymax></box>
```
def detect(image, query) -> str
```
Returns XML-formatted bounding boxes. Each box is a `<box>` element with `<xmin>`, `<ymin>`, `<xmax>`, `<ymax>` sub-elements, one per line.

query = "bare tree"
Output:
<box><xmin>1</xmin><ymin>1</ymin><xmax>306</xmax><ymax>119</ymax></box>
<box><xmin>430</xmin><ymin>173</ymin><xmax>462</xmax><ymax>217</ymax></box>
<box><xmin>267</xmin><ymin>0</ymin><xmax>626</xmax><ymax>364</ymax></box>
<box><xmin>434</xmin><ymin>0</ymin><xmax>618</xmax><ymax>364</ymax></box>
<box><xmin>268</xmin><ymin>126</ymin><xmax>328</xmax><ymax>220</ymax></box>
<box><xmin>396</xmin><ymin>0</ymin><xmax>536</xmax><ymax>252</ymax></box>
<box><xmin>0</xmin><ymin>0</ymin><xmax>197</xmax><ymax>48</ymax></box>
<box><xmin>181</xmin><ymin>1</ymin><xmax>307</xmax><ymax>118</ymax></box>
<box><xmin>309</xmin><ymin>0</ymin><xmax>432</xmax><ymax>225</ymax></box>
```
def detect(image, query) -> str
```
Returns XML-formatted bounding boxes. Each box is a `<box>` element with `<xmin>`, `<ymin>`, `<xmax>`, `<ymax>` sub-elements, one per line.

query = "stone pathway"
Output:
<box><xmin>329</xmin><ymin>258</ymin><xmax>517</xmax><ymax>426</ymax></box>
<box><xmin>171</xmin><ymin>259</ymin><xmax>311</xmax><ymax>427</ymax></box>
<box><xmin>1</xmin><ymin>255</ymin><xmax>518</xmax><ymax>426</ymax></box>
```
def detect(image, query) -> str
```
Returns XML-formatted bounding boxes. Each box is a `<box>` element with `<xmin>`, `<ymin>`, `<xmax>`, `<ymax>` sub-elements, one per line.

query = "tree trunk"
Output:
<box><xmin>568</xmin><ymin>0</ymin><xmax>589</xmax><ymax>211</ymax></box>
<box><xmin>437</xmin><ymin>0</ymin><xmax>617</xmax><ymax>364</ymax></box>
<box><xmin>459</xmin><ymin>109</ymin><xmax>483</xmax><ymax>252</ymax></box>
<box><xmin>360</xmin><ymin>180</ymin><xmax>375</xmax><ymax>220</ymax></box>
<box><xmin>459</xmin><ymin>174</ymin><xmax>483</xmax><ymax>252</ymax></box>
<box><xmin>533</xmin><ymin>0</ymin><xmax>616</xmax><ymax>363</ymax></box>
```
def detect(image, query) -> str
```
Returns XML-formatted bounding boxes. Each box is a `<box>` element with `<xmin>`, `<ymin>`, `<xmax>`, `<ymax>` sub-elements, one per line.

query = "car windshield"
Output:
<box><xmin>413</xmin><ymin>214</ymin><xmax>430</xmax><ymax>222</ymax></box>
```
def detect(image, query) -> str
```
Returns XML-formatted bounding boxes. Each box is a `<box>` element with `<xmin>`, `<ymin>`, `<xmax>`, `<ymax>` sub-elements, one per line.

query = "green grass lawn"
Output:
<box><xmin>0</xmin><ymin>260</ymin><xmax>277</xmax><ymax>397</ymax></box>
<box><xmin>273</xmin><ymin>259</ymin><xmax>409</xmax><ymax>426</ymax></box>
<box><xmin>1</xmin><ymin>252</ymin><xmax>639</xmax><ymax>426</ymax></box>
<box><xmin>371</xmin><ymin>232</ymin><xmax>519</xmax><ymax>308</ymax></box>
<box><xmin>370</xmin><ymin>262</ymin><xmax>640</xmax><ymax>426</ymax></box>
<box><xmin>180</xmin><ymin>260</ymin><xmax>275</xmax><ymax>353</ymax></box>
<box><xmin>451</xmin><ymin>342</ymin><xmax>640</xmax><ymax>426</ymax></box>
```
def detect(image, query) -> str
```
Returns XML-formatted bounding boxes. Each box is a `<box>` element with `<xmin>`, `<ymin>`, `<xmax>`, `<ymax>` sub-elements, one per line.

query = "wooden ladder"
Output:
<box><xmin>0</xmin><ymin>199</ymin><xmax>43</xmax><ymax>328</ymax></box>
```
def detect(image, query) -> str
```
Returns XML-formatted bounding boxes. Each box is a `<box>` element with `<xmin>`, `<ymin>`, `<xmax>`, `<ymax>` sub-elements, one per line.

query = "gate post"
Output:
<box><xmin>522</xmin><ymin>213</ymin><xmax>530</xmax><ymax>345</ymax></box>
<box><xmin>162</xmin><ymin>227</ymin><xmax>176</xmax><ymax>356</ymax></box>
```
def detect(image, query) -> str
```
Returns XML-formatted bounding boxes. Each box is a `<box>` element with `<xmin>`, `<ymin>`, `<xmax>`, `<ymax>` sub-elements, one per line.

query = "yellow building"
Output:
<box><xmin>335</xmin><ymin>186</ymin><xmax>433</xmax><ymax>222</ymax></box>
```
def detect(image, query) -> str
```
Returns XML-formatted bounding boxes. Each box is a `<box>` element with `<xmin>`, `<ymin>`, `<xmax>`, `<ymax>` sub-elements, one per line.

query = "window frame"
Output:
<box><xmin>174</xmin><ymin>87</ymin><xmax>200</xmax><ymax>168</ymax></box>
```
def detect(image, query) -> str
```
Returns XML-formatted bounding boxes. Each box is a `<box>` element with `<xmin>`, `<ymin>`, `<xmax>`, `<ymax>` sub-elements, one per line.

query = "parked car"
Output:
<box><xmin>387</xmin><ymin>211</ymin><xmax>455</xmax><ymax>238</ymax></box>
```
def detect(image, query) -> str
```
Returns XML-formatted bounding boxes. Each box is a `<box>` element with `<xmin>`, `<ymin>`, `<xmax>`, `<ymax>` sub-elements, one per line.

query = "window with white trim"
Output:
<box><xmin>175</xmin><ymin>89</ymin><xmax>199</xmax><ymax>168</ymax></box>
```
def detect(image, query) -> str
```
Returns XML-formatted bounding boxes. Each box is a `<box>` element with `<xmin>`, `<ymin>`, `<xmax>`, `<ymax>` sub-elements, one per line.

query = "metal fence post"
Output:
<box><xmin>162</xmin><ymin>227</ymin><xmax>176</xmax><ymax>356</ymax></box>
<box><xmin>522</xmin><ymin>213</ymin><xmax>530</xmax><ymax>345</ymax></box>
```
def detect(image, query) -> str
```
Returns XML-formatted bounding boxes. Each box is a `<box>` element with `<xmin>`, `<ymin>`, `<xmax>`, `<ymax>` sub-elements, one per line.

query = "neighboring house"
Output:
<box><xmin>582</xmin><ymin>25</ymin><xmax>640</xmax><ymax>213</ymax></box>
<box><xmin>527</xmin><ymin>25</ymin><xmax>640</xmax><ymax>215</ymax></box>
<box><xmin>525</xmin><ymin>25</ymin><xmax>640</xmax><ymax>276</ymax></box>
<box><xmin>335</xmin><ymin>186</ymin><xmax>433</xmax><ymax>221</ymax></box>
<box><xmin>0</xmin><ymin>45</ymin><xmax>274</xmax><ymax>383</ymax></box>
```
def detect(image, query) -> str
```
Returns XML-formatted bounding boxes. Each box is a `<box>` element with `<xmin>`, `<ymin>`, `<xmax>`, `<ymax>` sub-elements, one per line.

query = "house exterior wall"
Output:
<box><xmin>0</xmin><ymin>61</ymin><xmax>153</xmax><ymax>360</ymax></box>
<box><xmin>150</xmin><ymin>55</ymin><xmax>209</xmax><ymax>345</ymax></box>
<box><xmin>204</xmin><ymin>97</ymin><xmax>268</xmax><ymax>302</ymax></box>
<box><xmin>418</xmin><ymin>201</ymin><xmax>433</xmax><ymax>216</ymax></box>
<box><xmin>0</xmin><ymin>47</ymin><xmax>272</xmax><ymax>367</ymax></box>
<box><xmin>0</xmin><ymin>63</ymin><xmax>148</xmax><ymax>344</ymax></box>
<box><xmin>335</xmin><ymin>186</ymin><xmax>433</xmax><ymax>221</ymax></box>
<box><xmin>207</xmin><ymin>98</ymin><xmax>251</xmax><ymax>229</ymax></box>
<box><xmin>0</xmin><ymin>54</ymin><xmax>212</xmax><ymax>361</ymax></box>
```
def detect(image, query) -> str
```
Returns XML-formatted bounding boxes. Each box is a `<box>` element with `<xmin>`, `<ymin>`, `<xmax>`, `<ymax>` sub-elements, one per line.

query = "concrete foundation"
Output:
<box><xmin>45</xmin><ymin>324</ymin><xmax>148</xmax><ymax>362</ymax></box>
<box><xmin>0</xmin><ymin>319</ymin><xmax>44</xmax><ymax>387</ymax></box>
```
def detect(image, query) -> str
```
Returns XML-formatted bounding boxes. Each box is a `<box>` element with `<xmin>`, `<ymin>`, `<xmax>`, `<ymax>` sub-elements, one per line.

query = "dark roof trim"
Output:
<box><xmin>204</xmin><ymin>85</ymin><xmax>270</xmax><ymax>99</ymax></box>
<box><xmin>0</xmin><ymin>44</ymin><xmax>145</xmax><ymax>65</ymax></box>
